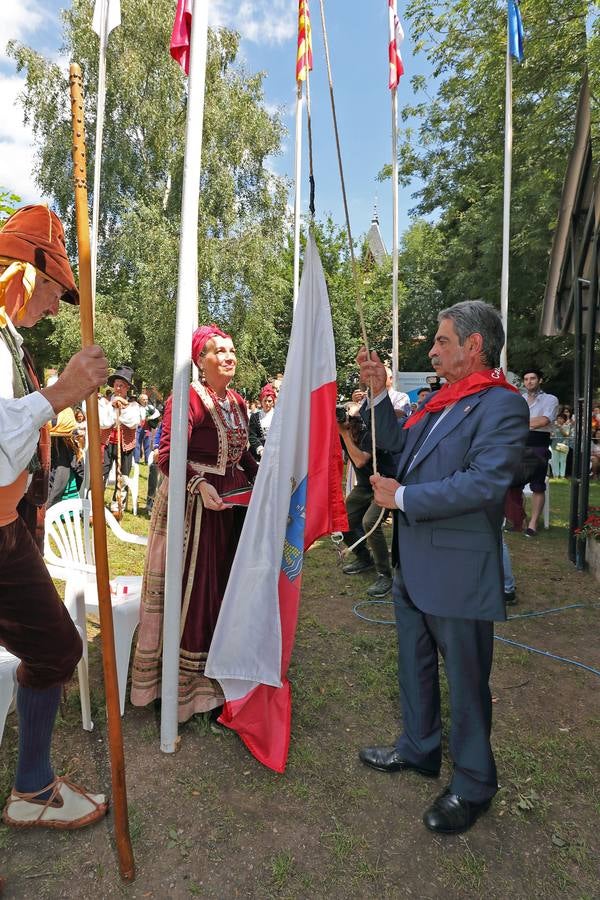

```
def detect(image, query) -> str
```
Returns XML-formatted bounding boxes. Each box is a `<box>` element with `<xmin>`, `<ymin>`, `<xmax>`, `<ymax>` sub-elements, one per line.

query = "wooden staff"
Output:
<box><xmin>69</xmin><ymin>62</ymin><xmax>135</xmax><ymax>883</ymax></box>
<box><xmin>115</xmin><ymin>408</ymin><xmax>123</xmax><ymax>521</ymax></box>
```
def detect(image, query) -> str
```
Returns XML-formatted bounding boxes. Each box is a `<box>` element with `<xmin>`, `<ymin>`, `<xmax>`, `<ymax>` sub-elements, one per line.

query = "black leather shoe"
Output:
<box><xmin>359</xmin><ymin>746</ymin><xmax>439</xmax><ymax>778</ymax></box>
<box><xmin>504</xmin><ymin>590</ymin><xmax>517</xmax><ymax>605</ymax></box>
<box><xmin>423</xmin><ymin>787</ymin><xmax>491</xmax><ymax>834</ymax></box>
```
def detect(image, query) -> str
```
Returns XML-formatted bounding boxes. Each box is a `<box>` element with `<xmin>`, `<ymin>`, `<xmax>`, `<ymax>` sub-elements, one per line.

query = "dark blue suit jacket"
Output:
<box><xmin>364</xmin><ymin>386</ymin><xmax>529</xmax><ymax>622</ymax></box>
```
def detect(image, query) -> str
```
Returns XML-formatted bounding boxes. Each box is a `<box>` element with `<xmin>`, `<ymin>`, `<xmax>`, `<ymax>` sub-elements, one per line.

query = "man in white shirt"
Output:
<box><xmin>0</xmin><ymin>204</ymin><xmax>108</xmax><ymax>830</ymax></box>
<box><xmin>505</xmin><ymin>369</ymin><xmax>558</xmax><ymax>536</ymax></box>
<box><xmin>99</xmin><ymin>365</ymin><xmax>143</xmax><ymax>508</ymax></box>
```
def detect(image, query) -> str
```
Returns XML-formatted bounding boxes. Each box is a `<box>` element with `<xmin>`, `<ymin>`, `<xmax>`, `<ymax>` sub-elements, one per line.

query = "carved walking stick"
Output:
<box><xmin>69</xmin><ymin>62</ymin><xmax>135</xmax><ymax>883</ymax></box>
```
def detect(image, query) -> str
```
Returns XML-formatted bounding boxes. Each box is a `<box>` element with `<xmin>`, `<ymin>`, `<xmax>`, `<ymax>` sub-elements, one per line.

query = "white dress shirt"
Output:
<box><xmin>98</xmin><ymin>398</ymin><xmax>143</xmax><ymax>430</ymax></box>
<box><xmin>0</xmin><ymin>316</ymin><xmax>54</xmax><ymax>487</ymax></box>
<box><xmin>522</xmin><ymin>389</ymin><xmax>558</xmax><ymax>433</ymax></box>
<box><xmin>365</xmin><ymin>389</ymin><xmax>455</xmax><ymax>511</ymax></box>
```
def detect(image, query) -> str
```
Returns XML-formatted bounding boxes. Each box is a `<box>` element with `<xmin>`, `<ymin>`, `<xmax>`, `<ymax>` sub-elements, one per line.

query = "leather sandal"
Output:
<box><xmin>2</xmin><ymin>776</ymin><xmax>108</xmax><ymax>830</ymax></box>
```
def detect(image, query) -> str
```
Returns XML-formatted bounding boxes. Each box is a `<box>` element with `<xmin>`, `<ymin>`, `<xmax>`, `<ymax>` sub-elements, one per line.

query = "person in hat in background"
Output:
<box><xmin>99</xmin><ymin>364</ymin><xmax>143</xmax><ymax>509</ymax></box>
<box><xmin>0</xmin><ymin>204</ymin><xmax>109</xmax><ymax>828</ymax></box>
<box><xmin>248</xmin><ymin>383</ymin><xmax>277</xmax><ymax>461</ymax></box>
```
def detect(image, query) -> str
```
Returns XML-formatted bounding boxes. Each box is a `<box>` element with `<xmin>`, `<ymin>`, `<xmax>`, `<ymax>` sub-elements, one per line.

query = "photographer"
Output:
<box><xmin>337</xmin><ymin>404</ymin><xmax>395</xmax><ymax>597</ymax></box>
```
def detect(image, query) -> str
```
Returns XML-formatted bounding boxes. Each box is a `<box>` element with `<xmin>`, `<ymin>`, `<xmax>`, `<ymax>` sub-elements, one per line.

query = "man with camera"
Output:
<box><xmin>356</xmin><ymin>300</ymin><xmax>528</xmax><ymax>835</ymax></box>
<box><xmin>337</xmin><ymin>403</ymin><xmax>395</xmax><ymax>597</ymax></box>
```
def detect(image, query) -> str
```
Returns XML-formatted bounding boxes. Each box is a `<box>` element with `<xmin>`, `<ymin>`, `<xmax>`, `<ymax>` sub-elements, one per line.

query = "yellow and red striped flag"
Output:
<box><xmin>388</xmin><ymin>0</ymin><xmax>404</xmax><ymax>89</ymax></box>
<box><xmin>296</xmin><ymin>0</ymin><xmax>313</xmax><ymax>83</ymax></box>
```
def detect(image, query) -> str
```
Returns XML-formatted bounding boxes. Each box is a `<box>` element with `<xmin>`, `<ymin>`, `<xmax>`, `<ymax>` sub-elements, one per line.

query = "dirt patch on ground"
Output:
<box><xmin>1</xmin><ymin>483</ymin><xmax>599</xmax><ymax>898</ymax></box>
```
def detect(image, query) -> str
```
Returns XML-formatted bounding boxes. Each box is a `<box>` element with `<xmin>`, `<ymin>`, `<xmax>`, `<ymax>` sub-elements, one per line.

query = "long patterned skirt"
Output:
<box><xmin>130</xmin><ymin>469</ymin><xmax>247</xmax><ymax>722</ymax></box>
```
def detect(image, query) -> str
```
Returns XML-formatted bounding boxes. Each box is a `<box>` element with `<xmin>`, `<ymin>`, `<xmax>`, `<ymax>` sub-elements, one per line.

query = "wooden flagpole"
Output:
<box><xmin>69</xmin><ymin>62</ymin><xmax>135</xmax><ymax>883</ymax></box>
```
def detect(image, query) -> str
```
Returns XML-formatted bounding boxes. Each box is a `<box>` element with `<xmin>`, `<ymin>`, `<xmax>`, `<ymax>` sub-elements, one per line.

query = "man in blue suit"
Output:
<box><xmin>357</xmin><ymin>300</ymin><xmax>529</xmax><ymax>835</ymax></box>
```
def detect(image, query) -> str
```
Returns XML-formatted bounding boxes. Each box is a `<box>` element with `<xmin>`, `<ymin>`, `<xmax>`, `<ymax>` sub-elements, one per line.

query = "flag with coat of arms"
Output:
<box><xmin>205</xmin><ymin>232</ymin><xmax>348</xmax><ymax>772</ymax></box>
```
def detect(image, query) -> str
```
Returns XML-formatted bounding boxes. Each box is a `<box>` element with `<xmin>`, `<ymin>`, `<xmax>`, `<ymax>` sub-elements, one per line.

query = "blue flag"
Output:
<box><xmin>508</xmin><ymin>0</ymin><xmax>524</xmax><ymax>62</ymax></box>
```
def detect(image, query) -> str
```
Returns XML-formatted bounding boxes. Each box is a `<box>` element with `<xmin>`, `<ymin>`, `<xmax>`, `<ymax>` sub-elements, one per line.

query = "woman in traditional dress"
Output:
<box><xmin>131</xmin><ymin>324</ymin><xmax>257</xmax><ymax>721</ymax></box>
<box><xmin>248</xmin><ymin>383</ymin><xmax>277</xmax><ymax>461</ymax></box>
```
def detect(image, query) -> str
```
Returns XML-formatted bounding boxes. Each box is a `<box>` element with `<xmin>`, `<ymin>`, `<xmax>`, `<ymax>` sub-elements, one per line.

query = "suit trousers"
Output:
<box><xmin>392</xmin><ymin>564</ymin><xmax>498</xmax><ymax>803</ymax></box>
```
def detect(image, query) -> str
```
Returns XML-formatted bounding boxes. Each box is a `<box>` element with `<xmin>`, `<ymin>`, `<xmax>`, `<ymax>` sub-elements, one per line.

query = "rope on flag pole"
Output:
<box><xmin>69</xmin><ymin>62</ymin><xmax>135</xmax><ymax>884</ymax></box>
<box><xmin>388</xmin><ymin>0</ymin><xmax>404</xmax><ymax>391</ymax></box>
<box><xmin>317</xmin><ymin>0</ymin><xmax>379</xmax><ymax>477</ymax></box>
<box><xmin>292</xmin><ymin>84</ymin><xmax>303</xmax><ymax>309</ymax></box>
<box><xmin>305</xmin><ymin>64</ymin><xmax>315</xmax><ymax>217</ymax></box>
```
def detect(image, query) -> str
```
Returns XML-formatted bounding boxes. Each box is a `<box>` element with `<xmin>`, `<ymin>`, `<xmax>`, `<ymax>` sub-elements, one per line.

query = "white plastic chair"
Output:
<box><xmin>0</xmin><ymin>647</ymin><xmax>19</xmax><ymax>746</ymax></box>
<box><xmin>44</xmin><ymin>499</ymin><xmax>147</xmax><ymax>727</ymax></box>
<box><xmin>107</xmin><ymin>461</ymin><xmax>140</xmax><ymax>515</ymax></box>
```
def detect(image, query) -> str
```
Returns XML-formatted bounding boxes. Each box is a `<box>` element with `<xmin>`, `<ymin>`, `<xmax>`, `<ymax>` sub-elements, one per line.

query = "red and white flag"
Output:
<box><xmin>388</xmin><ymin>0</ymin><xmax>404</xmax><ymax>89</ymax></box>
<box><xmin>205</xmin><ymin>233</ymin><xmax>348</xmax><ymax>772</ymax></box>
<box><xmin>170</xmin><ymin>0</ymin><xmax>193</xmax><ymax>74</ymax></box>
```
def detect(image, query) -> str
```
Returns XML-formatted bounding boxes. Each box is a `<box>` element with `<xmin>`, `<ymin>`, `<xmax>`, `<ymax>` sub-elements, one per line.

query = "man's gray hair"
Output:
<box><xmin>438</xmin><ymin>300</ymin><xmax>504</xmax><ymax>368</ymax></box>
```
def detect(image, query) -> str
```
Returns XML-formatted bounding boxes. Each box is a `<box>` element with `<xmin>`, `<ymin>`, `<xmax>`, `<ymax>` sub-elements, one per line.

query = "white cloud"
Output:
<box><xmin>0</xmin><ymin>0</ymin><xmax>45</xmax><ymax>64</ymax></box>
<box><xmin>0</xmin><ymin>0</ymin><xmax>296</xmax><ymax>203</ymax></box>
<box><xmin>209</xmin><ymin>0</ymin><xmax>296</xmax><ymax>45</ymax></box>
<box><xmin>0</xmin><ymin>73</ymin><xmax>43</xmax><ymax>201</ymax></box>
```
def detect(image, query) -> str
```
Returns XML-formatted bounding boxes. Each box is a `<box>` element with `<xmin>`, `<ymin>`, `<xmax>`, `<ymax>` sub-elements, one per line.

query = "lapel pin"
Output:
<box><xmin>463</xmin><ymin>405</ymin><xmax>471</xmax><ymax>412</ymax></box>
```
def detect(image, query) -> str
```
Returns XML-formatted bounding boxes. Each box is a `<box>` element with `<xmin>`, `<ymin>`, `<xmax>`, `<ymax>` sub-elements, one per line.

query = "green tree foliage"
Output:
<box><xmin>9</xmin><ymin>0</ymin><xmax>288</xmax><ymax>392</ymax></box>
<box><xmin>0</xmin><ymin>190</ymin><xmax>21</xmax><ymax>224</ymax></box>
<box><xmin>390</xmin><ymin>0</ymin><xmax>589</xmax><ymax>393</ymax></box>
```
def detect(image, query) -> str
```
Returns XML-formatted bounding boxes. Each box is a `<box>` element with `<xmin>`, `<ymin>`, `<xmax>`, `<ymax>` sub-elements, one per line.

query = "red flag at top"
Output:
<box><xmin>388</xmin><ymin>0</ymin><xmax>404</xmax><ymax>89</ymax></box>
<box><xmin>170</xmin><ymin>0</ymin><xmax>192</xmax><ymax>74</ymax></box>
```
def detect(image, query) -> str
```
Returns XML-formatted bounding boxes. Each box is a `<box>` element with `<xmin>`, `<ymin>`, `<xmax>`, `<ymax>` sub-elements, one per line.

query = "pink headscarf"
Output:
<box><xmin>259</xmin><ymin>384</ymin><xmax>277</xmax><ymax>402</ymax></box>
<box><xmin>191</xmin><ymin>324</ymin><xmax>231</xmax><ymax>364</ymax></box>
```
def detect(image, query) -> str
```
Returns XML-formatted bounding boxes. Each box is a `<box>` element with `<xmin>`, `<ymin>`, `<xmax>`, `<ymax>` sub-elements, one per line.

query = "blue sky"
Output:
<box><xmin>0</xmin><ymin>1</ymin><xmax>430</xmax><ymax>248</ymax></box>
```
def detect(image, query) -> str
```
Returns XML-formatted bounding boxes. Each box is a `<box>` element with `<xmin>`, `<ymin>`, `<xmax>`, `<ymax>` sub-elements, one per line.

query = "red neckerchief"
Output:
<box><xmin>404</xmin><ymin>368</ymin><xmax>519</xmax><ymax>429</ymax></box>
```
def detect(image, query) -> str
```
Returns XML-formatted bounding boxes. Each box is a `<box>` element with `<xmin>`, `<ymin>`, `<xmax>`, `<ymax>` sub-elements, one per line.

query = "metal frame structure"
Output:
<box><xmin>541</xmin><ymin>73</ymin><xmax>600</xmax><ymax>568</ymax></box>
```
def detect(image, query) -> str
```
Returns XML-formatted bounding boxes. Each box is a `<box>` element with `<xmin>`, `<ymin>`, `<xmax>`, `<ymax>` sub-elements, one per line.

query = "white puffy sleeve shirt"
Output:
<box><xmin>0</xmin><ymin>319</ymin><xmax>54</xmax><ymax>487</ymax></box>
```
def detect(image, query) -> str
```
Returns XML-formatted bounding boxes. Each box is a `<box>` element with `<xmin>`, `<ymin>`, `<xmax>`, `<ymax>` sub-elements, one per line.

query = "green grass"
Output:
<box><xmin>270</xmin><ymin>851</ymin><xmax>295</xmax><ymax>890</ymax></box>
<box><xmin>2</xmin><ymin>474</ymin><xmax>598</xmax><ymax>898</ymax></box>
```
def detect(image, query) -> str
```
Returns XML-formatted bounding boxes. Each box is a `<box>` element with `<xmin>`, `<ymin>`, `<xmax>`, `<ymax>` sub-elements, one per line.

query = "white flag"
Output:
<box><xmin>92</xmin><ymin>0</ymin><xmax>121</xmax><ymax>37</ymax></box>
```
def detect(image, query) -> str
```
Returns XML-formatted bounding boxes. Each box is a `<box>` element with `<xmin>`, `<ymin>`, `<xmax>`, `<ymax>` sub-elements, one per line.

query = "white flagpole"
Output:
<box><xmin>161</xmin><ymin>0</ymin><xmax>209</xmax><ymax>754</ymax></box>
<box><xmin>391</xmin><ymin>85</ymin><xmax>400</xmax><ymax>389</ymax></box>
<box><xmin>292</xmin><ymin>83</ymin><xmax>303</xmax><ymax>309</ymax></box>
<box><xmin>500</xmin><ymin>39</ymin><xmax>513</xmax><ymax>373</ymax></box>
<box><xmin>91</xmin><ymin>0</ymin><xmax>108</xmax><ymax>315</ymax></box>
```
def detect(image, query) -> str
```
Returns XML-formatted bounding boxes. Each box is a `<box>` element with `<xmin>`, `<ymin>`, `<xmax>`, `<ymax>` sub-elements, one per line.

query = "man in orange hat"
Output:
<box><xmin>0</xmin><ymin>205</ymin><xmax>109</xmax><ymax>829</ymax></box>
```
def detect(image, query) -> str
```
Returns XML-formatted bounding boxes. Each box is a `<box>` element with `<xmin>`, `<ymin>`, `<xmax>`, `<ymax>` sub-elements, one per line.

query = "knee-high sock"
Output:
<box><xmin>14</xmin><ymin>684</ymin><xmax>61</xmax><ymax>794</ymax></box>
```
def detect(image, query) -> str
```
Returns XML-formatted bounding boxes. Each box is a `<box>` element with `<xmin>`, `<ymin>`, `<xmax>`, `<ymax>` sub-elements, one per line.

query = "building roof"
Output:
<box><xmin>366</xmin><ymin>208</ymin><xmax>388</xmax><ymax>266</ymax></box>
<box><xmin>541</xmin><ymin>72</ymin><xmax>600</xmax><ymax>336</ymax></box>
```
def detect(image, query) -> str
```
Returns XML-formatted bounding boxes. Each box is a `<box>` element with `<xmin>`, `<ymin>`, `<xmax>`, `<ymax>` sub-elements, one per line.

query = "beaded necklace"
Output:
<box><xmin>205</xmin><ymin>385</ymin><xmax>247</xmax><ymax>465</ymax></box>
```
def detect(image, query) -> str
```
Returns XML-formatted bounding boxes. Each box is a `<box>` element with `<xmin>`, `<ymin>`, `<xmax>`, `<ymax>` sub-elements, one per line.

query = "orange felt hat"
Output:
<box><xmin>0</xmin><ymin>204</ymin><xmax>79</xmax><ymax>304</ymax></box>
